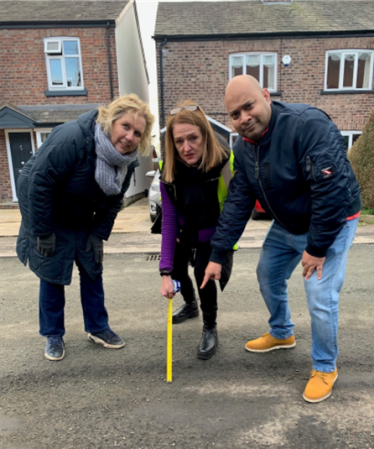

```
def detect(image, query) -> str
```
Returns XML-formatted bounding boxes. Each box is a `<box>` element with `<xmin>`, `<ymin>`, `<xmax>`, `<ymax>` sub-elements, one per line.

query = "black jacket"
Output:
<box><xmin>210</xmin><ymin>101</ymin><xmax>361</xmax><ymax>263</ymax></box>
<box><xmin>16</xmin><ymin>110</ymin><xmax>139</xmax><ymax>285</ymax></box>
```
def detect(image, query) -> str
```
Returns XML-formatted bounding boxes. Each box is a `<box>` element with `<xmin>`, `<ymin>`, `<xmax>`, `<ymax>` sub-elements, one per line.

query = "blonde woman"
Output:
<box><xmin>17</xmin><ymin>94</ymin><xmax>155</xmax><ymax>361</ymax></box>
<box><xmin>159</xmin><ymin>101</ymin><xmax>233</xmax><ymax>360</ymax></box>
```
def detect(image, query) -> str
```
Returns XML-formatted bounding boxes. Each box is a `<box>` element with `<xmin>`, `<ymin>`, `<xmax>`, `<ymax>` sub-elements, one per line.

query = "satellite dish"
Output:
<box><xmin>282</xmin><ymin>55</ymin><xmax>291</xmax><ymax>66</ymax></box>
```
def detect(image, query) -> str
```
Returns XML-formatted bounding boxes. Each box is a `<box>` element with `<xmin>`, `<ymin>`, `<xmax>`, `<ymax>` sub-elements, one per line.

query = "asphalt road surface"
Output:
<box><xmin>0</xmin><ymin>245</ymin><xmax>373</xmax><ymax>449</ymax></box>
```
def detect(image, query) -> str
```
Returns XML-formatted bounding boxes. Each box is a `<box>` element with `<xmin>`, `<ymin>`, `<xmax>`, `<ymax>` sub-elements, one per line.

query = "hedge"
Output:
<box><xmin>349</xmin><ymin>107</ymin><xmax>374</xmax><ymax>210</ymax></box>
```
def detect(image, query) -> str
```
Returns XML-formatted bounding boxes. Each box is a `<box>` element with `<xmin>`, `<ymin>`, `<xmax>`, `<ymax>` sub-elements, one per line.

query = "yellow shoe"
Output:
<box><xmin>303</xmin><ymin>368</ymin><xmax>338</xmax><ymax>403</ymax></box>
<box><xmin>245</xmin><ymin>332</ymin><xmax>296</xmax><ymax>353</ymax></box>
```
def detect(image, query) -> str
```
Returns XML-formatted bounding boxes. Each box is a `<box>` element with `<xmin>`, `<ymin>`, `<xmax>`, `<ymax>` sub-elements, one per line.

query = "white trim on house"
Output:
<box><xmin>229</xmin><ymin>132</ymin><xmax>239</xmax><ymax>148</ymax></box>
<box><xmin>35</xmin><ymin>128</ymin><xmax>52</xmax><ymax>148</ymax></box>
<box><xmin>229</xmin><ymin>52</ymin><xmax>278</xmax><ymax>92</ymax></box>
<box><xmin>44</xmin><ymin>37</ymin><xmax>84</xmax><ymax>91</ymax></box>
<box><xmin>5</xmin><ymin>129</ymin><xmax>36</xmax><ymax>202</ymax></box>
<box><xmin>341</xmin><ymin>130</ymin><xmax>362</xmax><ymax>151</ymax></box>
<box><xmin>324</xmin><ymin>49</ymin><xmax>374</xmax><ymax>91</ymax></box>
<box><xmin>115</xmin><ymin>0</ymin><xmax>133</xmax><ymax>26</ymax></box>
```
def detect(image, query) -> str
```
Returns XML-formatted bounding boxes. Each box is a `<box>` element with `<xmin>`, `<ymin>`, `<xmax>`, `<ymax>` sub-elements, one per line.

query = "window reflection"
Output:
<box><xmin>63</xmin><ymin>40</ymin><xmax>79</xmax><ymax>55</ymax></box>
<box><xmin>343</xmin><ymin>54</ymin><xmax>355</xmax><ymax>88</ymax></box>
<box><xmin>50</xmin><ymin>60</ymin><xmax>63</xmax><ymax>85</ymax></box>
<box><xmin>231</xmin><ymin>56</ymin><xmax>243</xmax><ymax>78</ymax></box>
<box><xmin>65</xmin><ymin>58</ymin><xmax>81</xmax><ymax>86</ymax></box>
<box><xmin>327</xmin><ymin>53</ymin><xmax>340</xmax><ymax>89</ymax></box>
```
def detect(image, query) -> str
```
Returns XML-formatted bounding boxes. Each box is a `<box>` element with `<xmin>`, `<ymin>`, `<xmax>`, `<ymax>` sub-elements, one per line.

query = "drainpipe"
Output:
<box><xmin>159</xmin><ymin>38</ymin><xmax>167</xmax><ymax>128</ymax></box>
<box><xmin>106</xmin><ymin>22</ymin><xmax>114</xmax><ymax>101</ymax></box>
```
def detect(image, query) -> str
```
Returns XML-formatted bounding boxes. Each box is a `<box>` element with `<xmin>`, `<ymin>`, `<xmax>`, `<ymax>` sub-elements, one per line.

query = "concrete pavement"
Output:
<box><xmin>1</xmin><ymin>197</ymin><xmax>373</xmax><ymax>257</ymax></box>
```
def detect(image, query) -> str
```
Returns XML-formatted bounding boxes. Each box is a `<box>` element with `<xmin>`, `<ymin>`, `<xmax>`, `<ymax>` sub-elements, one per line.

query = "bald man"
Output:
<box><xmin>202</xmin><ymin>75</ymin><xmax>361</xmax><ymax>403</ymax></box>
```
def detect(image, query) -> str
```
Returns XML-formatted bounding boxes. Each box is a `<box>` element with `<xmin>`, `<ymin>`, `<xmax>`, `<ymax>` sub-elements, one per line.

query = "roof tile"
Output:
<box><xmin>0</xmin><ymin>1</ymin><xmax>129</xmax><ymax>22</ymax></box>
<box><xmin>155</xmin><ymin>0</ymin><xmax>374</xmax><ymax>36</ymax></box>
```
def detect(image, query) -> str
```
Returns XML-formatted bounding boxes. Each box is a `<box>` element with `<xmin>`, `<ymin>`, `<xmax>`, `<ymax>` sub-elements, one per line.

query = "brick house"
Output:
<box><xmin>0</xmin><ymin>0</ymin><xmax>151</xmax><ymax>207</ymax></box>
<box><xmin>154</xmin><ymin>0</ymin><xmax>374</xmax><ymax>148</ymax></box>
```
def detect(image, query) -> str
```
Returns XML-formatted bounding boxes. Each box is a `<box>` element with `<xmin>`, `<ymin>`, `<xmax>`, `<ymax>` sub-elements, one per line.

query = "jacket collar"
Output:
<box><xmin>77</xmin><ymin>109</ymin><xmax>99</xmax><ymax>142</ymax></box>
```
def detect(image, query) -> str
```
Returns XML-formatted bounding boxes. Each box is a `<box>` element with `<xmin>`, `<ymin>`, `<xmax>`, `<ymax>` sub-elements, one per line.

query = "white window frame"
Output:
<box><xmin>35</xmin><ymin>128</ymin><xmax>53</xmax><ymax>148</ymax></box>
<box><xmin>230</xmin><ymin>133</ymin><xmax>239</xmax><ymax>148</ymax></box>
<box><xmin>44</xmin><ymin>37</ymin><xmax>84</xmax><ymax>90</ymax></box>
<box><xmin>324</xmin><ymin>50</ymin><xmax>374</xmax><ymax>91</ymax></box>
<box><xmin>5</xmin><ymin>129</ymin><xmax>36</xmax><ymax>202</ymax></box>
<box><xmin>341</xmin><ymin>131</ymin><xmax>362</xmax><ymax>151</ymax></box>
<box><xmin>229</xmin><ymin>52</ymin><xmax>278</xmax><ymax>92</ymax></box>
<box><xmin>44</xmin><ymin>39</ymin><xmax>62</xmax><ymax>54</ymax></box>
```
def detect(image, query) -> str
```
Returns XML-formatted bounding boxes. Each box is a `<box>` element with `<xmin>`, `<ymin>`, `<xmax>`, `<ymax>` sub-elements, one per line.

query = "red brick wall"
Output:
<box><xmin>0</xmin><ymin>26</ymin><xmax>119</xmax><ymax>204</ymax></box>
<box><xmin>0</xmin><ymin>27</ymin><xmax>119</xmax><ymax>105</ymax></box>
<box><xmin>156</xmin><ymin>36</ymin><xmax>374</xmax><ymax>131</ymax></box>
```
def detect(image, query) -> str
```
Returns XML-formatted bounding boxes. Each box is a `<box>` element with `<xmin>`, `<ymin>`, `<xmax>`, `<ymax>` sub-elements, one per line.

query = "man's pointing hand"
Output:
<box><xmin>201</xmin><ymin>261</ymin><xmax>222</xmax><ymax>289</ymax></box>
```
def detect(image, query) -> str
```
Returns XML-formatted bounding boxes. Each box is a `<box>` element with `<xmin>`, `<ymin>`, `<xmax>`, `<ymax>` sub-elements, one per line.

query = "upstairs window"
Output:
<box><xmin>44</xmin><ymin>37</ymin><xmax>84</xmax><ymax>90</ymax></box>
<box><xmin>229</xmin><ymin>53</ymin><xmax>277</xmax><ymax>92</ymax></box>
<box><xmin>325</xmin><ymin>50</ymin><xmax>373</xmax><ymax>91</ymax></box>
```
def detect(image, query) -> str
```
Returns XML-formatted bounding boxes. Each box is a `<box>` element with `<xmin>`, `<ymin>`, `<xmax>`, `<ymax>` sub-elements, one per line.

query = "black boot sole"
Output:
<box><xmin>172</xmin><ymin>310</ymin><xmax>199</xmax><ymax>324</ymax></box>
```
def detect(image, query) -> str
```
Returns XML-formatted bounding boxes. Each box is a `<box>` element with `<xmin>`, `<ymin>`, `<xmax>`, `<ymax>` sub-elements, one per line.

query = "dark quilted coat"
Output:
<box><xmin>16</xmin><ymin>110</ymin><xmax>139</xmax><ymax>285</ymax></box>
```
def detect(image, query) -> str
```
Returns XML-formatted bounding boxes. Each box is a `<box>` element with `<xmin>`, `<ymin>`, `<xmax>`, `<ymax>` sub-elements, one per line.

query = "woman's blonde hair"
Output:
<box><xmin>96</xmin><ymin>93</ymin><xmax>155</xmax><ymax>155</ymax></box>
<box><xmin>163</xmin><ymin>100</ymin><xmax>227</xmax><ymax>182</ymax></box>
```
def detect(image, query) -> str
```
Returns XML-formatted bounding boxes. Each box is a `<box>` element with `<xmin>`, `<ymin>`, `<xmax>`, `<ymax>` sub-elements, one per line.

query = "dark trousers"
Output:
<box><xmin>172</xmin><ymin>241</ymin><xmax>217</xmax><ymax>328</ymax></box>
<box><xmin>39</xmin><ymin>259</ymin><xmax>109</xmax><ymax>337</ymax></box>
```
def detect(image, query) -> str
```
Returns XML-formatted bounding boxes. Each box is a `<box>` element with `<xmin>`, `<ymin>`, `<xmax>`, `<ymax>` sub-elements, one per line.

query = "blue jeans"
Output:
<box><xmin>256</xmin><ymin>218</ymin><xmax>358</xmax><ymax>372</ymax></box>
<box><xmin>39</xmin><ymin>260</ymin><xmax>109</xmax><ymax>337</ymax></box>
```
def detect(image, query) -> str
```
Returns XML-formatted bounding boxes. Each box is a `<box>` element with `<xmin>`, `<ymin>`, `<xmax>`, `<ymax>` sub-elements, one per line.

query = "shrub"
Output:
<box><xmin>349</xmin><ymin>108</ymin><xmax>374</xmax><ymax>210</ymax></box>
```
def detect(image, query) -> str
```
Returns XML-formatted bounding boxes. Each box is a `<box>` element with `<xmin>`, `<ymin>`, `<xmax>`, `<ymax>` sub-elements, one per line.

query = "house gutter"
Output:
<box><xmin>0</xmin><ymin>20</ymin><xmax>116</xmax><ymax>29</ymax></box>
<box><xmin>106</xmin><ymin>22</ymin><xmax>114</xmax><ymax>101</ymax></box>
<box><xmin>153</xmin><ymin>30</ymin><xmax>374</xmax><ymax>42</ymax></box>
<box><xmin>159</xmin><ymin>38</ymin><xmax>168</xmax><ymax>128</ymax></box>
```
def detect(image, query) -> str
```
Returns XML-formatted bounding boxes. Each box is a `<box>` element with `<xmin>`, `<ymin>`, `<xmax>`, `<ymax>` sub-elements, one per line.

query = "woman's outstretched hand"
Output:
<box><xmin>160</xmin><ymin>276</ymin><xmax>175</xmax><ymax>298</ymax></box>
<box><xmin>201</xmin><ymin>261</ymin><xmax>222</xmax><ymax>289</ymax></box>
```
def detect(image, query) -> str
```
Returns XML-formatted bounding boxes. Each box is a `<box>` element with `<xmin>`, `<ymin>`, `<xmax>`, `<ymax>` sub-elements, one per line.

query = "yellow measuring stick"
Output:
<box><xmin>167</xmin><ymin>297</ymin><xmax>173</xmax><ymax>382</ymax></box>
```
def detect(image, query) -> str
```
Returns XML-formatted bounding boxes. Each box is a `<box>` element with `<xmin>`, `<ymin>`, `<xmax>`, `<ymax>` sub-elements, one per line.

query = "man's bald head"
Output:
<box><xmin>225</xmin><ymin>75</ymin><xmax>263</xmax><ymax>105</ymax></box>
<box><xmin>225</xmin><ymin>75</ymin><xmax>271</xmax><ymax>141</ymax></box>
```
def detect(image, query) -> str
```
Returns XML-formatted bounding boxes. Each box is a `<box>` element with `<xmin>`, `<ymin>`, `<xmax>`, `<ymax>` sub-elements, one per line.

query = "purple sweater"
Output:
<box><xmin>159</xmin><ymin>182</ymin><xmax>216</xmax><ymax>271</ymax></box>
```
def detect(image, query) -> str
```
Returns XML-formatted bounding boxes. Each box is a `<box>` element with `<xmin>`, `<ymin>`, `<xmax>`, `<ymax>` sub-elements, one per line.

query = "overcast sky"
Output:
<box><xmin>136</xmin><ymin>1</ymin><xmax>160</xmax><ymax>138</ymax></box>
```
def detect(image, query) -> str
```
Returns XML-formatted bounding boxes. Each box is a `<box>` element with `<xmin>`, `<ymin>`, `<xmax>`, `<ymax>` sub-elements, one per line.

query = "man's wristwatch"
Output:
<box><xmin>160</xmin><ymin>269</ymin><xmax>172</xmax><ymax>277</ymax></box>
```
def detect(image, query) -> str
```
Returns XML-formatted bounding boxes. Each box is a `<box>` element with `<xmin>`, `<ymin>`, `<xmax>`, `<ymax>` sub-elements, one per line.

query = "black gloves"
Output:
<box><xmin>86</xmin><ymin>234</ymin><xmax>104</xmax><ymax>264</ymax></box>
<box><xmin>37</xmin><ymin>234</ymin><xmax>56</xmax><ymax>257</ymax></box>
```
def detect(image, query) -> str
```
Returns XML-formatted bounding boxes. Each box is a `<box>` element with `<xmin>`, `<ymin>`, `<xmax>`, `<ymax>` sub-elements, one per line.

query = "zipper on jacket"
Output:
<box><xmin>207</xmin><ymin>176</ymin><xmax>220</xmax><ymax>183</ymax></box>
<box><xmin>305</xmin><ymin>155</ymin><xmax>316</xmax><ymax>181</ymax></box>
<box><xmin>161</xmin><ymin>179</ymin><xmax>177</xmax><ymax>202</ymax></box>
<box><xmin>253</xmin><ymin>145</ymin><xmax>288</xmax><ymax>230</ymax></box>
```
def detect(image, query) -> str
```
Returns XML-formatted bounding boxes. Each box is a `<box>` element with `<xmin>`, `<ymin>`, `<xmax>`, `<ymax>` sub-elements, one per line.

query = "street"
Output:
<box><xmin>0</xmin><ymin>244</ymin><xmax>373</xmax><ymax>449</ymax></box>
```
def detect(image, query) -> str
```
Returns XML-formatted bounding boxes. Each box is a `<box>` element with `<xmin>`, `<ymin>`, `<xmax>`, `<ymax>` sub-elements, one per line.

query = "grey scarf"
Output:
<box><xmin>94</xmin><ymin>123</ymin><xmax>138</xmax><ymax>196</ymax></box>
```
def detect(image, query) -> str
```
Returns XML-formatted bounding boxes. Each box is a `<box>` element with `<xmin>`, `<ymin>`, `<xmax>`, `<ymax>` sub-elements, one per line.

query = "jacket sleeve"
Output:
<box><xmin>210</xmin><ymin>156</ymin><xmax>256</xmax><ymax>264</ymax></box>
<box><xmin>28</xmin><ymin>130</ymin><xmax>80</xmax><ymax>237</ymax></box>
<box><xmin>300</xmin><ymin>113</ymin><xmax>353</xmax><ymax>257</ymax></box>
<box><xmin>159</xmin><ymin>182</ymin><xmax>178</xmax><ymax>272</ymax></box>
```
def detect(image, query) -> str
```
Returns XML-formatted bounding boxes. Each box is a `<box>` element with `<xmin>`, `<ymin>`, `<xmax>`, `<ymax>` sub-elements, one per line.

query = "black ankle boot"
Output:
<box><xmin>172</xmin><ymin>302</ymin><xmax>199</xmax><ymax>324</ymax></box>
<box><xmin>197</xmin><ymin>326</ymin><xmax>218</xmax><ymax>360</ymax></box>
